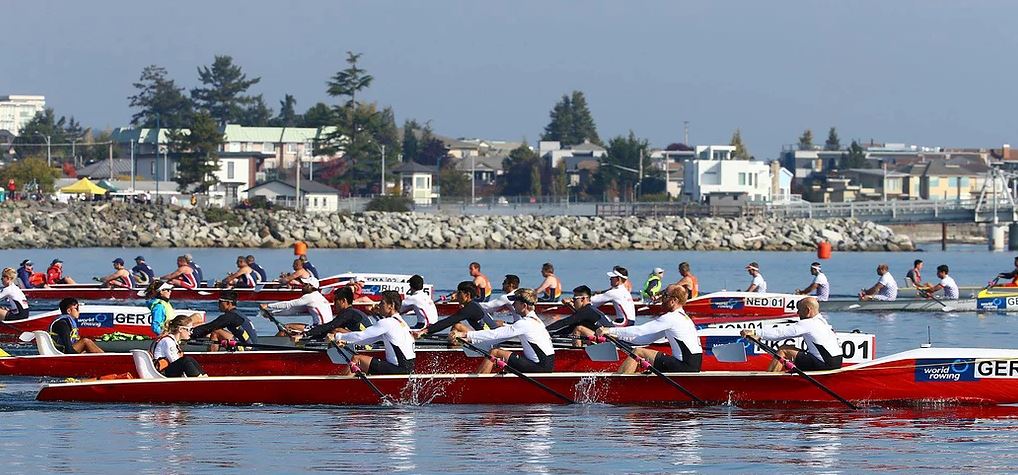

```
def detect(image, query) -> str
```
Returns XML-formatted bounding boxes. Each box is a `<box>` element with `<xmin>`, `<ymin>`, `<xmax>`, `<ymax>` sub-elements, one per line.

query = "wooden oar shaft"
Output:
<box><xmin>747</xmin><ymin>335</ymin><xmax>858</xmax><ymax>410</ymax></box>
<box><xmin>455</xmin><ymin>337</ymin><xmax>575</xmax><ymax>404</ymax></box>
<box><xmin>604</xmin><ymin>334</ymin><xmax>705</xmax><ymax>404</ymax></box>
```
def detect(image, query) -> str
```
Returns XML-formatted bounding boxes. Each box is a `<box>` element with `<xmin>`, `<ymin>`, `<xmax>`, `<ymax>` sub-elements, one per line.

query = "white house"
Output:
<box><xmin>0</xmin><ymin>95</ymin><xmax>45</xmax><ymax>136</ymax></box>
<box><xmin>246</xmin><ymin>178</ymin><xmax>339</xmax><ymax>212</ymax></box>
<box><xmin>683</xmin><ymin>145</ymin><xmax>789</xmax><ymax>202</ymax></box>
<box><xmin>392</xmin><ymin>161</ymin><xmax>438</xmax><ymax>205</ymax></box>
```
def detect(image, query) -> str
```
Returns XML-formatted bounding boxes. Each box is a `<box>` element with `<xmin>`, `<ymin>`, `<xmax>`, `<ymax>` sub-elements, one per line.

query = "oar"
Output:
<box><xmin>260</xmin><ymin>308</ymin><xmax>298</xmax><ymax>335</ymax></box>
<box><xmin>334</xmin><ymin>343</ymin><xmax>391</xmax><ymax>404</ymax></box>
<box><xmin>918</xmin><ymin>289</ymin><xmax>953</xmax><ymax>312</ymax></box>
<box><xmin>455</xmin><ymin>337</ymin><xmax>575</xmax><ymax>404</ymax></box>
<box><xmin>185</xmin><ymin>339</ymin><xmax>328</xmax><ymax>353</ymax></box>
<box><xmin>744</xmin><ymin>335</ymin><xmax>858</xmax><ymax>410</ymax></box>
<box><xmin>593</xmin><ymin>334</ymin><xmax>705</xmax><ymax>404</ymax></box>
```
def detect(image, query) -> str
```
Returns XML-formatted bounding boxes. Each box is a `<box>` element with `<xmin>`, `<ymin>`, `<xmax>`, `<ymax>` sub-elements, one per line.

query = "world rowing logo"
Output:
<box><xmin>915</xmin><ymin>358</ymin><xmax>976</xmax><ymax>382</ymax></box>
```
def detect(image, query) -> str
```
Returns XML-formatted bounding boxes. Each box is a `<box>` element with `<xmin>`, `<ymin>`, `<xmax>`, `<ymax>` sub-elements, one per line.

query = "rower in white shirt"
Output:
<box><xmin>591</xmin><ymin>268</ymin><xmax>636</xmax><ymax>326</ymax></box>
<box><xmin>451</xmin><ymin>289</ymin><xmax>555</xmax><ymax>373</ymax></box>
<box><xmin>260</xmin><ymin>279</ymin><xmax>333</xmax><ymax>335</ymax></box>
<box><xmin>745</xmin><ymin>262</ymin><xmax>767</xmax><ymax>293</ymax></box>
<box><xmin>400</xmin><ymin>274</ymin><xmax>438</xmax><ymax>329</ymax></box>
<box><xmin>599</xmin><ymin>284</ymin><xmax>702</xmax><ymax>374</ymax></box>
<box><xmin>920</xmin><ymin>264</ymin><xmax>959</xmax><ymax>300</ymax></box>
<box><xmin>795</xmin><ymin>262</ymin><xmax>829</xmax><ymax>301</ymax></box>
<box><xmin>334</xmin><ymin>291</ymin><xmax>416</xmax><ymax>375</ymax></box>
<box><xmin>859</xmin><ymin>264</ymin><xmax>898</xmax><ymax>301</ymax></box>
<box><xmin>741</xmin><ymin>297</ymin><xmax>843</xmax><ymax>372</ymax></box>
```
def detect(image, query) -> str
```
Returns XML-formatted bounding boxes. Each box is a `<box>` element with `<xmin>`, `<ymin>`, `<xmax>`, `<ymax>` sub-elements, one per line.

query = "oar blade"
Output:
<box><xmin>327</xmin><ymin>346</ymin><xmax>351</xmax><ymax>365</ymax></box>
<box><xmin>711</xmin><ymin>341</ymin><xmax>748</xmax><ymax>363</ymax></box>
<box><xmin>584</xmin><ymin>342</ymin><xmax>620</xmax><ymax>362</ymax></box>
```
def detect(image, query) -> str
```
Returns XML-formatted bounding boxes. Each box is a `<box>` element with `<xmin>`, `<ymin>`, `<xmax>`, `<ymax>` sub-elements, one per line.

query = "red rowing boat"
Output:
<box><xmin>0</xmin><ymin>305</ymin><xmax>206</xmax><ymax>339</ymax></box>
<box><xmin>35</xmin><ymin>348</ymin><xmax>1018</xmax><ymax>407</ymax></box>
<box><xmin>682</xmin><ymin>291</ymin><xmax>805</xmax><ymax>319</ymax></box>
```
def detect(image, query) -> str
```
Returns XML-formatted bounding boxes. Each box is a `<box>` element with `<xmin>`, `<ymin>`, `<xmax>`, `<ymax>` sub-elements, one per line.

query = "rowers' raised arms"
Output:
<box><xmin>335</xmin><ymin>319</ymin><xmax>393</xmax><ymax>347</ymax></box>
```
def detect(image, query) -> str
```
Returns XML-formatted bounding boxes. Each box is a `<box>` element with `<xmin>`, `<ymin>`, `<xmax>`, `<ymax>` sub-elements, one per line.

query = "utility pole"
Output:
<box><xmin>380</xmin><ymin>143</ymin><xmax>386</xmax><ymax>196</ymax></box>
<box><xmin>471</xmin><ymin>154</ymin><xmax>475</xmax><ymax>204</ymax></box>
<box><xmin>683</xmin><ymin>121</ymin><xmax>690</xmax><ymax>145</ymax></box>
<box><xmin>130</xmin><ymin>140</ymin><xmax>136</xmax><ymax>192</ymax></box>
<box><xmin>155</xmin><ymin>117</ymin><xmax>160</xmax><ymax>201</ymax></box>
<box><xmin>638</xmin><ymin>148</ymin><xmax>644</xmax><ymax>201</ymax></box>
<box><xmin>296</xmin><ymin>150</ymin><xmax>302</xmax><ymax>211</ymax></box>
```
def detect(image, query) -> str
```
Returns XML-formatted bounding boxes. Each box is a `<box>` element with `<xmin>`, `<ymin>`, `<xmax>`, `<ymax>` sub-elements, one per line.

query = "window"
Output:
<box><xmin>415</xmin><ymin>176</ymin><xmax>428</xmax><ymax>189</ymax></box>
<box><xmin>287</xmin><ymin>143</ymin><xmax>297</xmax><ymax>153</ymax></box>
<box><xmin>960</xmin><ymin>177</ymin><xmax>969</xmax><ymax>187</ymax></box>
<box><xmin>263</xmin><ymin>142</ymin><xmax>275</xmax><ymax>153</ymax></box>
<box><xmin>929</xmin><ymin>177</ymin><xmax>940</xmax><ymax>187</ymax></box>
<box><xmin>227</xmin><ymin>162</ymin><xmax>235</xmax><ymax>180</ymax></box>
<box><xmin>227</xmin><ymin>142</ymin><xmax>240</xmax><ymax>152</ymax></box>
<box><xmin>738</xmin><ymin>172</ymin><xmax>746</xmax><ymax>186</ymax></box>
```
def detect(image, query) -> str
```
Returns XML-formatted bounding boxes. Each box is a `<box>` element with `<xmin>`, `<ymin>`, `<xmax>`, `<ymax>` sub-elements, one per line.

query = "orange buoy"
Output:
<box><xmin>817</xmin><ymin>241</ymin><xmax>832</xmax><ymax>259</ymax></box>
<box><xmin>293</xmin><ymin>241</ymin><xmax>308</xmax><ymax>256</ymax></box>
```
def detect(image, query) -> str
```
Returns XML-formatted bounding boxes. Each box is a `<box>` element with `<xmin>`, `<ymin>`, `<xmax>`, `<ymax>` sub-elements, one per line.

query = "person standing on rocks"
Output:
<box><xmin>795</xmin><ymin>262</ymin><xmax>829</xmax><ymax>301</ymax></box>
<box><xmin>745</xmin><ymin>262</ymin><xmax>767</xmax><ymax>293</ymax></box>
<box><xmin>469</xmin><ymin>262</ymin><xmax>492</xmax><ymax>302</ymax></box>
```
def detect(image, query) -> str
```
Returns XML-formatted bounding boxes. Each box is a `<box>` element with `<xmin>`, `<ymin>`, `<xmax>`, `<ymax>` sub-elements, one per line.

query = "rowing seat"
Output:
<box><xmin>131</xmin><ymin>350</ymin><xmax>166</xmax><ymax>379</ymax></box>
<box><xmin>33</xmin><ymin>331</ymin><xmax>64</xmax><ymax>356</ymax></box>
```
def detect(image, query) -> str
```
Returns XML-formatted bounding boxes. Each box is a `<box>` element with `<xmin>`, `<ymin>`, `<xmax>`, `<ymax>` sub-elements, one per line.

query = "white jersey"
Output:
<box><xmin>266</xmin><ymin>291</ymin><xmax>334</xmax><ymax>326</ymax></box>
<box><xmin>811</xmin><ymin>272</ymin><xmax>830</xmax><ymax>301</ymax></box>
<box><xmin>0</xmin><ymin>283</ymin><xmax>28</xmax><ymax>311</ymax></box>
<box><xmin>590</xmin><ymin>285</ymin><xmax>636</xmax><ymax>325</ymax></box>
<box><xmin>750</xmin><ymin>274</ymin><xmax>767</xmax><ymax>293</ymax></box>
<box><xmin>337</xmin><ymin>314</ymin><xmax>416</xmax><ymax>366</ymax></box>
<box><xmin>401</xmin><ymin>291</ymin><xmax>439</xmax><ymax>326</ymax></box>
<box><xmin>152</xmin><ymin>335</ymin><xmax>181</xmax><ymax>363</ymax></box>
<box><xmin>758</xmin><ymin>314</ymin><xmax>842</xmax><ymax>362</ymax></box>
<box><xmin>939</xmin><ymin>275</ymin><xmax>959</xmax><ymax>300</ymax></box>
<box><xmin>467</xmin><ymin>312</ymin><xmax>554</xmax><ymax>364</ymax></box>
<box><xmin>875</xmin><ymin>273</ymin><xmax>898</xmax><ymax>301</ymax></box>
<box><xmin>608</xmin><ymin>308</ymin><xmax>702</xmax><ymax>360</ymax></box>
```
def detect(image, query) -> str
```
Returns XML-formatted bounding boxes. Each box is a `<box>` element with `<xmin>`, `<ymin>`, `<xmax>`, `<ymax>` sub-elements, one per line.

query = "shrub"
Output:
<box><xmin>204</xmin><ymin>206</ymin><xmax>241</xmax><ymax>226</ymax></box>
<box><xmin>366</xmin><ymin>195</ymin><xmax>413</xmax><ymax>212</ymax></box>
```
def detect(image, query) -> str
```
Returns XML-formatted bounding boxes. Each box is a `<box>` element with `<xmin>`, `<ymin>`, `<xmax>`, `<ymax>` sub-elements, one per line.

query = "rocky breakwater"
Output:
<box><xmin>0</xmin><ymin>201</ymin><xmax>913</xmax><ymax>251</ymax></box>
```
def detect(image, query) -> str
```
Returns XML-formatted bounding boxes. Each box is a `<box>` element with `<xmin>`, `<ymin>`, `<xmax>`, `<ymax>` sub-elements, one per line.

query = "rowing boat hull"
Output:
<box><xmin>0</xmin><ymin>306</ymin><xmax>206</xmax><ymax>339</ymax></box>
<box><xmin>682</xmin><ymin>292</ymin><xmax>804</xmax><ymax>319</ymax></box>
<box><xmin>35</xmin><ymin>348</ymin><xmax>1018</xmax><ymax>407</ymax></box>
<box><xmin>822</xmin><ymin>298</ymin><xmax>980</xmax><ymax>312</ymax></box>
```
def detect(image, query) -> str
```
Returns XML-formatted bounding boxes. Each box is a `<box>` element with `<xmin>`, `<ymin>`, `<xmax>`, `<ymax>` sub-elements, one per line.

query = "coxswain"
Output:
<box><xmin>795</xmin><ymin>262</ymin><xmax>830</xmax><ymax>301</ymax></box>
<box><xmin>184</xmin><ymin>253</ymin><xmax>204</xmax><ymax>286</ymax></box>
<box><xmin>676</xmin><ymin>262</ymin><xmax>699</xmax><ymax>299</ymax></box>
<box><xmin>745</xmin><ymin>262</ymin><xmax>767</xmax><ymax>293</ymax></box>
<box><xmin>151</xmin><ymin>314</ymin><xmax>207</xmax><ymax>377</ymax></box>
<box><xmin>222</xmin><ymin>255</ymin><xmax>257</xmax><ymax>288</ymax></box>
<box><xmin>46</xmin><ymin>259</ymin><xmax>76</xmax><ymax>285</ymax></box>
<box><xmin>919</xmin><ymin>264</ymin><xmax>959</xmax><ymax>300</ymax></box>
<box><xmin>859</xmin><ymin>264</ymin><xmax>898</xmax><ymax>301</ymax></box>
<box><xmin>16</xmin><ymin>259</ymin><xmax>37</xmax><ymax>289</ymax></box>
<box><xmin>49</xmin><ymin>298</ymin><xmax>103</xmax><ymax>354</ymax></box>
<box><xmin>599</xmin><ymin>284</ymin><xmax>702</xmax><ymax>374</ymax></box>
<box><xmin>246</xmin><ymin>255</ymin><xmax>267</xmax><ymax>283</ymax></box>
<box><xmin>160</xmin><ymin>256</ymin><xmax>198</xmax><ymax>289</ymax></box>
<box><xmin>546</xmin><ymin>285</ymin><xmax>613</xmax><ymax>339</ymax></box>
<box><xmin>469</xmin><ymin>262</ymin><xmax>492</xmax><ymax>301</ymax></box>
<box><xmin>741</xmin><ymin>297</ymin><xmax>843</xmax><ymax>372</ymax></box>
<box><xmin>132</xmin><ymin>256</ymin><xmax>155</xmax><ymax>286</ymax></box>
<box><xmin>996</xmin><ymin>257</ymin><xmax>1018</xmax><ymax>286</ymax></box>
<box><xmin>97</xmin><ymin>258</ymin><xmax>132</xmax><ymax>289</ymax></box>
<box><xmin>451</xmin><ymin>289</ymin><xmax>555</xmax><ymax>373</ymax></box>
<box><xmin>641</xmin><ymin>267</ymin><xmax>665</xmax><ymax>301</ymax></box>
<box><xmin>416</xmin><ymin>281</ymin><xmax>496</xmax><ymax>340</ymax></box>
<box><xmin>298</xmin><ymin>287</ymin><xmax>373</xmax><ymax>342</ymax></box>
<box><xmin>298</xmin><ymin>254</ymin><xmax>321</xmax><ymax>279</ymax></box>
<box><xmin>400</xmin><ymin>274</ymin><xmax>438</xmax><ymax>329</ymax></box>
<box><xmin>905</xmin><ymin>259</ymin><xmax>924</xmax><ymax>288</ymax></box>
<box><xmin>0</xmin><ymin>267</ymin><xmax>30</xmax><ymax>321</ymax></box>
<box><xmin>146</xmin><ymin>281</ymin><xmax>176</xmax><ymax>335</ymax></box>
<box><xmin>478</xmin><ymin>274</ymin><xmax>520</xmax><ymax>325</ymax></box>
<box><xmin>591</xmin><ymin>268</ymin><xmax>636</xmax><ymax>326</ymax></box>
<box><xmin>260</xmin><ymin>279</ymin><xmax>333</xmax><ymax>335</ymax></box>
<box><xmin>534</xmin><ymin>262</ymin><xmax>562</xmax><ymax>302</ymax></box>
<box><xmin>332</xmin><ymin>290</ymin><xmax>416</xmax><ymax>376</ymax></box>
<box><xmin>190</xmin><ymin>290</ymin><xmax>258</xmax><ymax>351</ymax></box>
<box><xmin>279</xmin><ymin>258</ymin><xmax>315</xmax><ymax>288</ymax></box>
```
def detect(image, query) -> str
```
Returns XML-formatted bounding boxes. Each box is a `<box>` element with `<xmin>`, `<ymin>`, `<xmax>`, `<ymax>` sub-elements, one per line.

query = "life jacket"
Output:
<box><xmin>48</xmin><ymin>314</ymin><xmax>79</xmax><ymax>352</ymax></box>
<box><xmin>643</xmin><ymin>274</ymin><xmax>662</xmax><ymax>299</ymax></box>
<box><xmin>28</xmin><ymin>272</ymin><xmax>46</xmax><ymax>287</ymax></box>
<box><xmin>149</xmin><ymin>298</ymin><xmax>176</xmax><ymax>334</ymax></box>
<box><xmin>149</xmin><ymin>335</ymin><xmax>178</xmax><ymax>372</ymax></box>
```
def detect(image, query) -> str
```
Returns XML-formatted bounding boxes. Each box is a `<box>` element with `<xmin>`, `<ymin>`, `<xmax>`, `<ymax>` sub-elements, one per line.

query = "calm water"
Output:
<box><xmin>3</xmin><ymin>246</ymin><xmax>1018</xmax><ymax>473</ymax></box>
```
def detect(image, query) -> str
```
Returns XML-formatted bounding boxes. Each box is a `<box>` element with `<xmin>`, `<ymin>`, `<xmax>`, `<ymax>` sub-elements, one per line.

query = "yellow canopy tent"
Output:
<box><xmin>60</xmin><ymin>178</ymin><xmax>107</xmax><ymax>195</ymax></box>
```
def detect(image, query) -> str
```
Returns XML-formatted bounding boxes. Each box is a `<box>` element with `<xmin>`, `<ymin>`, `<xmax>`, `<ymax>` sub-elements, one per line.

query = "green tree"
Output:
<box><xmin>824</xmin><ymin>127</ymin><xmax>841</xmax><ymax>151</ymax></box>
<box><xmin>730</xmin><ymin>128</ymin><xmax>750</xmax><ymax>160</ymax></box>
<box><xmin>129</xmin><ymin>65</ymin><xmax>193</xmax><ymax>128</ymax></box>
<box><xmin>13</xmin><ymin>108</ymin><xmax>67</xmax><ymax>161</ymax></box>
<box><xmin>569</xmin><ymin>91</ymin><xmax>600</xmax><ymax>145</ymax></box>
<box><xmin>401</xmin><ymin>119</ymin><xmax>420</xmax><ymax>163</ymax></box>
<box><xmin>0</xmin><ymin>158</ymin><xmax>60</xmax><ymax>192</ymax></box>
<box><xmin>417</xmin><ymin>124</ymin><xmax>448</xmax><ymax>167</ymax></box>
<box><xmin>239</xmin><ymin>94</ymin><xmax>272</xmax><ymax>126</ymax></box>
<box><xmin>271</xmin><ymin>94</ymin><xmax>300</xmax><ymax>127</ymax></box>
<box><xmin>798</xmin><ymin>129</ymin><xmax>814</xmax><ymax>150</ymax></box>
<box><xmin>839</xmin><ymin>140</ymin><xmax>870</xmax><ymax>169</ymax></box>
<box><xmin>541</xmin><ymin>90</ymin><xmax>601</xmax><ymax>146</ymax></box>
<box><xmin>191</xmin><ymin>55</ymin><xmax>262</xmax><ymax>126</ymax></box>
<box><xmin>302</xmin><ymin>102</ymin><xmax>333</xmax><ymax>128</ymax></box>
<box><xmin>500</xmin><ymin>144</ymin><xmax>541</xmax><ymax>196</ymax></box>
<box><xmin>439</xmin><ymin>167</ymin><xmax>471</xmax><ymax>198</ymax></box>
<box><xmin>600</xmin><ymin>131</ymin><xmax>651</xmax><ymax>200</ymax></box>
<box><xmin>167</xmin><ymin>112</ymin><xmax>225</xmax><ymax>193</ymax></box>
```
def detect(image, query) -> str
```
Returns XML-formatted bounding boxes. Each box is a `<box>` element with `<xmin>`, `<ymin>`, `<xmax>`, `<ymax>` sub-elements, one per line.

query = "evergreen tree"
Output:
<box><xmin>500</xmin><ymin>144</ymin><xmax>540</xmax><ymax>196</ymax></box>
<box><xmin>798</xmin><ymin>129</ymin><xmax>814</xmax><ymax>150</ymax></box>
<box><xmin>530</xmin><ymin>162</ymin><xmax>543</xmax><ymax>196</ymax></box>
<box><xmin>730</xmin><ymin>128</ymin><xmax>750</xmax><ymax>160</ymax></box>
<box><xmin>600</xmin><ymin>131</ymin><xmax>651</xmax><ymax>200</ymax></box>
<box><xmin>168</xmin><ymin>112</ymin><xmax>225</xmax><ymax>193</ymax></box>
<box><xmin>128</xmin><ymin>65</ymin><xmax>193</xmax><ymax>128</ymax></box>
<box><xmin>401</xmin><ymin>119</ymin><xmax>420</xmax><ymax>163</ymax></box>
<box><xmin>439</xmin><ymin>166</ymin><xmax>471</xmax><ymax>198</ymax></box>
<box><xmin>239</xmin><ymin>94</ymin><xmax>272</xmax><ymax>126</ymax></box>
<box><xmin>272</xmin><ymin>94</ymin><xmax>300</xmax><ymax>127</ymax></box>
<box><xmin>541</xmin><ymin>90</ymin><xmax>600</xmax><ymax>146</ymax></box>
<box><xmin>12</xmin><ymin>109</ymin><xmax>67</xmax><ymax>161</ymax></box>
<box><xmin>191</xmin><ymin>55</ymin><xmax>262</xmax><ymax>126</ymax></box>
<box><xmin>824</xmin><ymin>127</ymin><xmax>841</xmax><ymax>151</ymax></box>
<box><xmin>569</xmin><ymin>91</ymin><xmax>600</xmax><ymax>145</ymax></box>
<box><xmin>302</xmin><ymin>102</ymin><xmax>333</xmax><ymax>128</ymax></box>
<box><xmin>417</xmin><ymin>124</ymin><xmax>448</xmax><ymax>167</ymax></box>
<box><xmin>839</xmin><ymin>140</ymin><xmax>870</xmax><ymax>169</ymax></box>
<box><xmin>322</xmin><ymin>51</ymin><xmax>385</xmax><ymax>192</ymax></box>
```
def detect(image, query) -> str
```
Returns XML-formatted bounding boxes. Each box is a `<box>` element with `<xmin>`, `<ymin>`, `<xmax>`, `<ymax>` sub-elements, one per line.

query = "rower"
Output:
<box><xmin>534</xmin><ymin>262</ymin><xmax>562</xmax><ymax>302</ymax></box>
<box><xmin>469</xmin><ymin>262</ymin><xmax>492</xmax><ymax>302</ymax></box>
<box><xmin>416</xmin><ymin>281</ymin><xmax>496</xmax><ymax>340</ymax></box>
<box><xmin>741</xmin><ymin>297</ymin><xmax>843</xmax><ymax>372</ymax></box>
<box><xmin>0</xmin><ymin>267</ymin><xmax>30</xmax><ymax>322</ymax></box>
<box><xmin>641</xmin><ymin>267</ymin><xmax>665</xmax><ymax>301</ymax></box>
<box><xmin>279</xmin><ymin>258</ymin><xmax>315</xmax><ymax>288</ymax></box>
<box><xmin>346</xmin><ymin>277</ymin><xmax>377</xmax><ymax>304</ymax></box>
<box><xmin>50</xmin><ymin>298</ymin><xmax>103</xmax><ymax>354</ymax></box>
<box><xmin>97</xmin><ymin>258</ymin><xmax>132</xmax><ymax>289</ymax></box>
<box><xmin>246</xmin><ymin>255</ymin><xmax>267</xmax><ymax>283</ymax></box>
<box><xmin>146</xmin><ymin>281</ymin><xmax>176</xmax><ymax>335</ymax></box>
<box><xmin>745</xmin><ymin>262</ymin><xmax>767</xmax><ymax>293</ymax></box>
<box><xmin>599</xmin><ymin>284</ymin><xmax>702</xmax><ymax>374</ymax></box>
<box><xmin>46</xmin><ymin>259</ymin><xmax>76</xmax><ymax>285</ymax></box>
<box><xmin>160</xmin><ymin>256</ymin><xmax>198</xmax><ymax>289</ymax></box>
<box><xmin>190</xmin><ymin>290</ymin><xmax>258</xmax><ymax>351</ymax></box>
<box><xmin>676</xmin><ymin>262</ymin><xmax>699</xmax><ymax>299</ymax></box>
<box><xmin>859</xmin><ymin>264</ymin><xmax>898</xmax><ymax>301</ymax></box>
<box><xmin>997</xmin><ymin>257</ymin><xmax>1018</xmax><ymax>286</ymax></box>
<box><xmin>132</xmin><ymin>256</ymin><xmax>155</xmax><ymax>287</ymax></box>
<box><xmin>905</xmin><ymin>259</ymin><xmax>924</xmax><ymax>288</ymax></box>
<box><xmin>298</xmin><ymin>287</ymin><xmax>373</xmax><ymax>342</ymax></box>
<box><xmin>400</xmin><ymin>274</ymin><xmax>438</xmax><ymax>330</ymax></box>
<box><xmin>260</xmin><ymin>279</ymin><xmax>333</xmax><ymax>335</ymax></box>
<box><xmin>591</xmin><ymin>268</ymin><xmax>636</xmax><ymax>326</ymax></box>
<box><xmin>478</xmin><ymin>274</ymin><xmax>520</xmax><ymax>325</ymax></box>
<box><xmin>185</xmin><ymin>254</ymin><xmax>204</xmax><ymax>286</ymax></box>
<box><xmin>919</xmin><ymin>265</ymin><xmax>959</xmax><ymax>300</ymax></box>
<box><xmin>222</xmin><ymin>255</ymin><xmax>257</xmax><ymax>288</ymax></box>
<box><xmin>795</xmin><ymin>262</ymin><xmax>830</xmax><ymax>301</ymax></box>
<box><xmin>615</xmin><ymin>265</ymin><xmax>633</xmax><ymax>293</ymax></box>
<box><xmin>450</xmin><ymin>289</ymin><xmax>555</xmax><ymax>374</ymax></box>
<box><xmin>546</xmin><ymin>285</ymin><xmax>613</xmax><ymax>339</ymax></box>
<box><xmin>151</xmin><ymin>314</ymin><xmax>207</xmax><ymax>377</ymax></box>
<box><xmin>298</xmin><ymin>254</ymin><xmax>321</xmax><ymax>279</ymax></box>
<box><xmin>332</xmin><ymin>290</ymin><xmax>416</xmax><ymax>376</ymax></box>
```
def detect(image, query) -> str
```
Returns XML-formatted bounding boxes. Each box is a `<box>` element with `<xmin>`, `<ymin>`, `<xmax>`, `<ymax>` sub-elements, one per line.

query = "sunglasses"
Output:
<box><xmin>180</xmin><ymin>327</ymin><xmax>193</xmax><ymax>333</ymax></box>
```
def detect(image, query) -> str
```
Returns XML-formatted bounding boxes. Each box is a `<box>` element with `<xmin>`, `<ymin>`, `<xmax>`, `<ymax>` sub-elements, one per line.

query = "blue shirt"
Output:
<box><xmin>189</xmin><ymin>261</ymin><xmax>204</xmax><ymax>285</ymax></box>
<box><xmin>303</xmin><ymin>261</ymin><xmax>320</xmax><ymax>279</ymax></box>
<box><xmin>132</xmin><ymin>263</ymin><xmax>155</xmax><ymax>280</ymax></box>
<box><xmin>17</xmin><ymin>267</ymin><xmax>33</xmax><ymax>288</ymax></box>
<box><xmin>249</xmin><ymin>263</ymin><xmax>267</xmax><ymax>282</ymax></box>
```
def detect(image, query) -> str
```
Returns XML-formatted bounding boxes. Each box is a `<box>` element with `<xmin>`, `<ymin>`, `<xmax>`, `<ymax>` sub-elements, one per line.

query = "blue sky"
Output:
<box><xmin>3</xmin><ymin>0</ymin><xmax>1016</xmax><ymax>157</ymax></box>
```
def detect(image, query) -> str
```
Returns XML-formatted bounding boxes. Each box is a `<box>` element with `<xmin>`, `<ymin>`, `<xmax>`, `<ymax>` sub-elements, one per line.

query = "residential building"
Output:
<box><xmin>246</xmin><ymin>178</ymin><xmax>339</xmax><ymax>212</ymax></box>
<box><xmin>896</xmin><ymin>157</ymin><xmax>990</xmax><ymax>201</ymax></box>
<box><xmin>0</xmin><ymin>95</ymin><xmax>45</xmax><ymax>136</ymax></box>
<box><xmin>650</xmin><ymin>149</ymin><xmax>692</xmax><ymax>198</ymax></box>
<box><xmin>540</xmin><ymin>140</ymin><xmax>607</xmax><ymax>169</ymax></box>
<box><xmin>682</xmin><ymin>146</ymin><xmax>785</xmax><ymax>201</ymax></box>
<box><xmin>391</xmin><ymin>161</ymin><xmax>439</xmax><ymax>205</ymax></box>
<box><xmin>451</xmin><ymin>156</ymin><xmax>505</xmax><ymax>186</ymax></box>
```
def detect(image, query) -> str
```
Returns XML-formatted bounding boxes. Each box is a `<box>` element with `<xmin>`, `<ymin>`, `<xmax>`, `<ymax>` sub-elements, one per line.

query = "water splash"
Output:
<box><xmin>573</xmin><ymin>373</ymin><xmax>610</xmax><ymax>404</ymax></box>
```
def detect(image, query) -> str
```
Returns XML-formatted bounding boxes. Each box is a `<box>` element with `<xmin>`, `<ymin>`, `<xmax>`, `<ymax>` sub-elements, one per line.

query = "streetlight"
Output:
<box><xmin>374</xmin><ymin>142</ymin><xmax>386</xmax><ymax>196</ymax></box>
<box><xmin>32</xmin><ymin>133</ymin><xmax>51</xmax><ymax>166</ymax></box>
